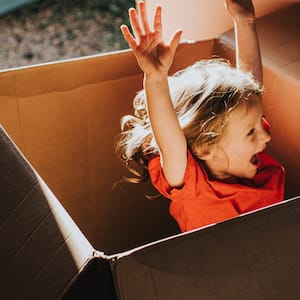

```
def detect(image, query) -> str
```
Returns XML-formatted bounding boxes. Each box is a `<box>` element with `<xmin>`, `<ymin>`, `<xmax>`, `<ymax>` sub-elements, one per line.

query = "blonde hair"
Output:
<box><xmin>115</xmin><ymin>58</ymin><xmax>263</xmax><ymax>183</ymax></box>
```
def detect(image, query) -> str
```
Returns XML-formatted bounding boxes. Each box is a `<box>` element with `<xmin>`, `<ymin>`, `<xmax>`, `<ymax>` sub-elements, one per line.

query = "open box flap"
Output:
<box><xmin>61</xmin><ymin>254</ymin><xmax>117</xmax><ymax>300</ymax></box>
<box><xmin>215</xmin><ymin>3</ymin><xmax>300</xmax><ymax>79</ymax></box>
<box><xmin>110</xmin><ymin>196</ymin><xmax>300</xmax><ymax>300</ymax></box>
<box><xmin>0</xmin><ymin>125</ymin><xmax>96</xmax><ymax>299</ymax></box>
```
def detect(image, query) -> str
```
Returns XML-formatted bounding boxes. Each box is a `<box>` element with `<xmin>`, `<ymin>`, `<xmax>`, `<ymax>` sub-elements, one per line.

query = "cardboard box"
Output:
<box><xmin>2</xmin><ymin>125</ymin><xmax>300</xmax><ymax>299</ymax></box>
<box><xmin>0</xmin><ymin>4</ymin><xmax>300</xmax><ymax>299</ymax></box>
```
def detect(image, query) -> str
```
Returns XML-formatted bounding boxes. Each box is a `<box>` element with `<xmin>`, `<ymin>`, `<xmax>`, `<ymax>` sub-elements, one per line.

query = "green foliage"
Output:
<box><xmin>87</xmin><ymin>0</ymin><xmax>136</xmax><ymax>17</ymax></box>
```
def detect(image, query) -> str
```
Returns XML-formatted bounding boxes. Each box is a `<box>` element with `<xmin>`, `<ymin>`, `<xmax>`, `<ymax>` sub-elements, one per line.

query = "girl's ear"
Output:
<box><xmin>194</xmin><ymin>144</ymin><xmax>214</xmax><ymax>160</ymax></box>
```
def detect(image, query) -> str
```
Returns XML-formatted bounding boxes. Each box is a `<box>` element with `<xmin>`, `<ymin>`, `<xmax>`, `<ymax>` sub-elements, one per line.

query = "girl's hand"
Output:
<box><xmin>120</xmin><ymin>1</ymin><xmax>182</xmax><ymax>77</ymax></box>
<box><xmin>224</xmin><ymin>0</ymin><xmax>255</xmax><ymax>23</ymax></box>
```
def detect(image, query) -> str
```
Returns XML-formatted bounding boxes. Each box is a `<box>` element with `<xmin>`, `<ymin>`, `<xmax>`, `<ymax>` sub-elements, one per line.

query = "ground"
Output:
<box><xmin>0</xmin><ymin>0</ymin><xmax>135</xmax><ymax>69</ymax></box>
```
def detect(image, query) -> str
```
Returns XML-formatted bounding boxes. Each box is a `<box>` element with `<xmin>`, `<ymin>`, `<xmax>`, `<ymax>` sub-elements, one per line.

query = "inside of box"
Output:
<box><xmin>0</xmin><ymin>40</ymin><xmax>214</xmax><ymax>254</ymax></box>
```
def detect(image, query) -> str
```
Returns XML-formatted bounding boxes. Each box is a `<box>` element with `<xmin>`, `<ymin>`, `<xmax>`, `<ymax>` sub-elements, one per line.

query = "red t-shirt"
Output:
<box><xmin>148</xmin><ymin>151</ymin><xmax>285</xmax><ymax>232</ymax></box>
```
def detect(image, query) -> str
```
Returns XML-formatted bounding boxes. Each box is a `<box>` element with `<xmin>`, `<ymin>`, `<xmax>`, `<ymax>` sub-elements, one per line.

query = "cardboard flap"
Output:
<box><xmin>0</xmin><ymin>125</ymin><xmax>94</xmax><ymax>299</ymax></box>
<box><xmin>215</xmin><ymin>3</ymin><xmax>300</xmax><ymax>79</ymax></box>
<box><xmin>111</xmin><ymin>198</ymin><xmax>300</xmax><ymax>299</ymax></box>
<box><xmin>62</xmin><ymin>255</ymin><xmax>117</xmax><ymax>300</ymax></box>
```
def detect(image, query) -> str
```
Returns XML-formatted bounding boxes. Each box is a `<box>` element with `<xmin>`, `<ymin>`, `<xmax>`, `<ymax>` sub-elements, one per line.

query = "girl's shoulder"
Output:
<box><xmin>148</xmin><ymin>149</ymin><xmax>209</xmax><ymax>197</ymax></box>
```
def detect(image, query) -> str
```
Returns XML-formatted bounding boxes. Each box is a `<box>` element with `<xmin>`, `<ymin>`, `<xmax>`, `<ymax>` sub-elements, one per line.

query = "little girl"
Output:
<box><xmin>116</xmin><ymin>0</ymin><xmax>285</xmax><ymax>232</ymax></box>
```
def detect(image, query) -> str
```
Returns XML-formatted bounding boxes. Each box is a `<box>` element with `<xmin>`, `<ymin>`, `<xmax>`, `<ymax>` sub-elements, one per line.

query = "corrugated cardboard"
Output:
<box><xmin>0</xmin><ymin>4</ymin><xmax>299</xmax><ymax>299</ymax></box>
<box><xmin>111</xmin><ymin>196</ymin><xmax>300</xmax><ymax>300</ymax></box>
<box><xmin>0</xmin><ymin>125</ymin><xmax>95</xmax><ymax>299</ymax></box>
<box><xmin>2</xmin><ymin>124</ymin><xmax>300</xmax><ymax>299</ymax></box>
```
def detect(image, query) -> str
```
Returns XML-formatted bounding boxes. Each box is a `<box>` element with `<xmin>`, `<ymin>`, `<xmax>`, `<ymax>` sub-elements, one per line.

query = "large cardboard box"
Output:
<box><xmin>0</xmin><ymin>4</ymin><xmax>300</xmax><ymax>299</ymax></box>
<box><xmin>2</xmin><ymin>125</ymin><xmax>300</xmax><ymax>299</ymax></box>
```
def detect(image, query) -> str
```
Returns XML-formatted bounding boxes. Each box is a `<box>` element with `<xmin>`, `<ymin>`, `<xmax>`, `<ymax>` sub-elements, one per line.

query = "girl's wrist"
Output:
<box><xmin>233</xmin><ymin>19</ymin><xmax>257</xmax><ymax>33</ymax></box>
<box><xmin>233</xmin><ymin>15</ymin><xmax>256</xmax><ymax>26</ymax></box>
<box><xmin>144</xmin><ymin>72</ymin><xmax>168</xmax><ymax>83</ymax></box>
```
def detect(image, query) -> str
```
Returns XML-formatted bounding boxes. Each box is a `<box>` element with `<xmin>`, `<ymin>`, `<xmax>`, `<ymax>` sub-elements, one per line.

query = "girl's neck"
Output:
<box><xmin>201</xmin><ymin>160</ymin><xmax>239</xmax><ymax>184</ymax></box>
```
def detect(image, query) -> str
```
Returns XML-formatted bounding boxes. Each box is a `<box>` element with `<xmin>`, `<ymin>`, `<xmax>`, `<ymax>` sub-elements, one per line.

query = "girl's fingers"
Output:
<box><xmin>129</xmin><ymin>7</ymin><xmax>144</xmax><ymax>39</ymax></box>
<box><xmin>139</xmin><ymin>1</ymin><xmax>151</xmax><ymax>34</ymax></box>
<box><xmin>123</xmin><ymin>1</ymin><xmax>173</xmax><ymax>53</ymax></box>
<box><xmin>153</xmin><ymin>5</ymin><xmax>163</xmax><ymax>38</ymax></box>
<box><xmin>168</xmin><ymin>29</ymin><xmax>183</xmax><ymax>53</ymax></box>
<box><xmin>120</xmin><ymin>25</ymin><xmax>137</xmax><ymax>50</ymax></box>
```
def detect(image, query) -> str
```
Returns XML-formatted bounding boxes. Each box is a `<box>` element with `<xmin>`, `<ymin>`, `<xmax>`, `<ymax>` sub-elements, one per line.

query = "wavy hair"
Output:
<box><xmin>115</xmin><ymin>58</ymin><xmax>264</xmax><ymax>184</ymax></box>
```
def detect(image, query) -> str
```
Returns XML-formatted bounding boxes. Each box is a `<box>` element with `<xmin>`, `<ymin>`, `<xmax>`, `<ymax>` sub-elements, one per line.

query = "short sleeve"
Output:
<box><xmin>148</xmin><ymin>150</ymin><xmax>207</xmax><ymax>202</ymax></box>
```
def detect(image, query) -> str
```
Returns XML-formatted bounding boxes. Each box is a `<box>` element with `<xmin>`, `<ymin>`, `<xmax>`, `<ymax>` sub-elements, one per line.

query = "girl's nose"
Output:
<box><xmin>262</xmin><ymin>130</ymin><xmax>271</xmax><ymax>143</ymax></box>
<box><xmin>261</xmin><ymin>116</ymin><xmax>271</xmax><ymax>143</ymax></box>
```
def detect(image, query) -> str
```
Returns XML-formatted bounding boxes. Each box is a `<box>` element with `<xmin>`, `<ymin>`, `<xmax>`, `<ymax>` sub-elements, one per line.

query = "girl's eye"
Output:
<box><xmin>247</xmin><ymin>128</ymin><xmax>255</xmax><ymax>136</ymax></box>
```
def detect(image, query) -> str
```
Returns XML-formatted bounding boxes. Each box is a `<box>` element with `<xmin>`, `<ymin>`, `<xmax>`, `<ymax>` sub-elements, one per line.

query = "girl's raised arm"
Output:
<box><xmin>225</xmin><ymin>0</ymin><xmax>263</xmax><ymax>84</ymax></box>
<box><xmin>121</xmin><ymin>1</ymin><xmax>187</xmax><ymax>187</ymax></box>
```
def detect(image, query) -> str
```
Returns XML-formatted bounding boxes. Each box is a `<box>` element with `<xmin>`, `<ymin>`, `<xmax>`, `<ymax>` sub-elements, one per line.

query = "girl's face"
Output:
<box><xmin>204</xmin><ymin>96</ymin><xmax>271</xmax><ymax>180</ymax></box>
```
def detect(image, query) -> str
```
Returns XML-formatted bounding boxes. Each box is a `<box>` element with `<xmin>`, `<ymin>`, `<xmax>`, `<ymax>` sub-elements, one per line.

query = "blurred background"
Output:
<box><xmin>0</xmin><ymin>0</ymin><xmax>135</xmax><ymax>70</ymax></box>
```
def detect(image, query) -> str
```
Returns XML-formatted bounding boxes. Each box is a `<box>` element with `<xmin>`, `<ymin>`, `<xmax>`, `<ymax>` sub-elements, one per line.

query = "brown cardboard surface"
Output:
<box><xmin>216</xmin><ymin>4</ymin><xmax>300</xmax><ymax>80</ymax></box>
<box><xmin>2</xmin><ymin>121</ymin><xmax>300</xmax><ymax>299</ymax></box>
<box><xmin>111</xmin><ymin>197</ymin><xmax>300</xmax><ymax>300</ymax></box>
<box><xmin>146</xmin><ymin>0</ymin><xmax>297</xmax><ymax>41</ymax></box>
<box><xmin>62</xmin><ymin>258</ymin><xmax>117</xmax><ymax>300</ymax></box>
<box><xmin>0</xmin><ymin>126</ymin><xmax>94</xmax><ymax>299</ymax></box>
<box><xmin>263</xmin><ymin>73</ymin><xmax>300</xmax><ymax>197</ymax></box>
<box><xmin>0</xmin><ymin>95</ymin><xmax>23</xmax><ymax>150</ymax></box>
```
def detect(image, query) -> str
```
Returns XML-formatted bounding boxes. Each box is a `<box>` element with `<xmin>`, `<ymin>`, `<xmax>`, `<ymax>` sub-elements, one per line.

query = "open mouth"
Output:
<box><xmin>250</xmin><ymin>153</ymin><xmax>260</xmax><ymax>166</ymax></box>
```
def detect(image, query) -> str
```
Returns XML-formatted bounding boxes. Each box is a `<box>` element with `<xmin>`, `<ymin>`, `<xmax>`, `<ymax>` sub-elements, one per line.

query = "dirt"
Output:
<box><xmin>0</xmin><ymin>0</ymin><xmax>135</xmax><ymax>69</ymax></box>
